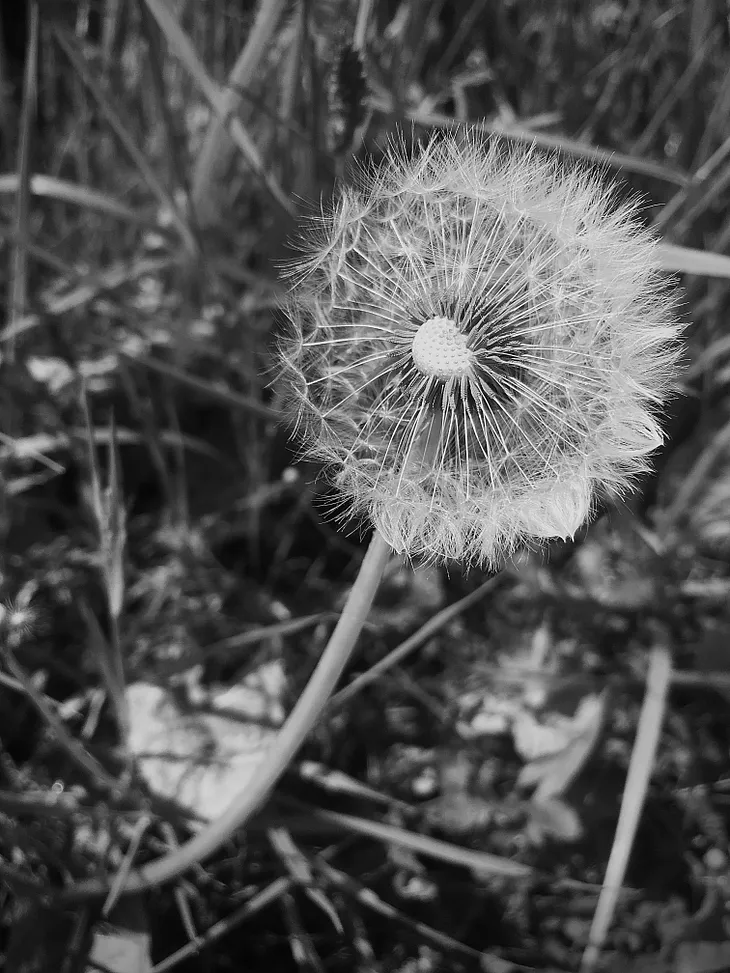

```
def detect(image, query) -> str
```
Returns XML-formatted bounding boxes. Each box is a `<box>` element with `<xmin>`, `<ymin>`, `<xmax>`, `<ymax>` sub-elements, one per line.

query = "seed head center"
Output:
<box><xmin>411</xmin><ymin>316</ymin><xmax>472</xmax><ymax>380</ymax></box>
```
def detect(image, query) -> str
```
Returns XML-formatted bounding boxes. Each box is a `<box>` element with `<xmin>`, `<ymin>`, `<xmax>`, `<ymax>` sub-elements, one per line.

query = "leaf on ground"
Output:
<box><xmin>89</xmin><ymin>895</ymin><xmax>152</xmax><ymax>973</ymax></box>
<box><xmin>88</xmin><ymin>928</ymin><xmax>152</xmax><ymax>973</ymax></box>
<box><xmin>126</xmin><ymin>661</ymin><xmax>285</xmax><ymax>823</ymax></box>
<box><xmin>515</xmin><ymin>691</ymin><xmax>606</xmax><ymax>800</ymax></box>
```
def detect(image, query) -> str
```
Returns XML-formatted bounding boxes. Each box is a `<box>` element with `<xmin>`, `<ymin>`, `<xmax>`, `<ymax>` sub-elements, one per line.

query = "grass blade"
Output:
<box><xmin>380</xmin><ymin>101</ymin><xmax>690</xmax><ymax>187</ymax></box>
<box><xmin>7</xmin><ymin>0</ymin><xmax>39</xmax><ymax>362</ymax></box>
<box><xmin>142</xmin><ymin>0</ymin><xmax>294</xmax><ymax>218</ymax></box>
<box><xmin>190</xmin><ymin>0</ymin><xmax>288</xmax><ymax>225</ymax></box>
<box><xmin>52</xmin><ymin>26</ymin><xmax>198</xmax><ymax>257</ymax></box>
<box><xmin>656</xmin><ymin>241</ymin><xmax>730</xmax><ymax>278</ymax></box>
<box><xmin>136</xmin><ymin>0</ymin><xmax>194</xmax><ymax>213</ymax></box>
<box><xmin>0</xmin><ymin>172</ymin><xmax>163</xmax><ymax>227</ymax></box>
<box><xmin>580</xmin><ymin>645</ymin><xmax>672</xmax><ymax>971</ymax></box>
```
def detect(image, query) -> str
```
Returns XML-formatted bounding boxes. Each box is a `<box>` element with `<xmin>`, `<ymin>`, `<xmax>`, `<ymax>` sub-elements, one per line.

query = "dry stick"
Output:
<box><xmin>307</xmin><ymin>805</ymin><xmax>532</xmax><ymax>879</ymax></box>
<box><xmin>580</xmin><ymin>644</ymin><xmax>672</xmax><ymax>972</ymax></box>
<box><xmin>58</xmin><ymin>531</ymin><xmax>393</xmax><ymax>903</ymax></box>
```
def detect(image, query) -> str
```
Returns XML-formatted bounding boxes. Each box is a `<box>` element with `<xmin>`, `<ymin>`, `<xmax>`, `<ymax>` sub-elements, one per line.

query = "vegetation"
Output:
<box><xmin>1</xmin><ymin>1</ymin><xmax>730</xmax><ymax>971</ymax></box>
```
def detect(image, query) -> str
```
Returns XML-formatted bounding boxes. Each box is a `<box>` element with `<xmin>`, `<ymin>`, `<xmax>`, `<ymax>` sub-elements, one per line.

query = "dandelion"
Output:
<box><xmin>57</xmin><ymin>131</ymin><xmax>683</xmax><ymax>904</ymax></box>
<box><xmin>278</xmin><ymin>130</ymin><xmax>682</xmax><ymax>569</ymax></box>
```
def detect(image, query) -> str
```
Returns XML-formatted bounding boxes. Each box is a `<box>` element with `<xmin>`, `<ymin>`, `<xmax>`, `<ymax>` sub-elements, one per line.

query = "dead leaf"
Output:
<box><xmin>516</xmin><ymin>691</ymin><xmax>606</xmax><ymax>800</ymax></box>
<box><xmin>88</xmin><ymin>928</ymin><xmax>152</xmax><ymax>973</ymax></box>
<box><xmin>126</xmin><ymin>660</ymin><xmax>285</xmax><ymax>824</ymax></box>
<box><xmin>89</xmin><ymin>894</ymin><xmax>152</xmax><ymax>973</ymax></box>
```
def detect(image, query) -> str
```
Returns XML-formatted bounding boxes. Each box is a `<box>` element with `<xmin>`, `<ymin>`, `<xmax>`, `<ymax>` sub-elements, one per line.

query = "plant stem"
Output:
<box><xmin>59</xmin><ymin>530</ymin><xmax>393</xmax><ymax>903</ymax></box>
<box><xmin>580</xmin><ymin>644</ymin><xmax>672</xmax><ymax>972</ymax></box>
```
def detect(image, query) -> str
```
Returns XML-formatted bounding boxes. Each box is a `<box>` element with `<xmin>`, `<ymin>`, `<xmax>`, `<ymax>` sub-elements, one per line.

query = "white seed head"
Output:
<box><xmin>277</xmin><ymin>129</ymin><xmax>683</xmax><ymax>570</ymax></box>
<box><xmin>411</xmin><ymin>317</ymin><xmax>473</xmax><ymax>379</ymax></box>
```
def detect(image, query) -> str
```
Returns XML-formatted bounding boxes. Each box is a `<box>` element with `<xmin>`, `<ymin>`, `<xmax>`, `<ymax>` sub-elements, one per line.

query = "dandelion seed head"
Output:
<box><xmin>276</xmin><ymin>129</ymin><xmax>683</xmax><ymax>570</ymax></box>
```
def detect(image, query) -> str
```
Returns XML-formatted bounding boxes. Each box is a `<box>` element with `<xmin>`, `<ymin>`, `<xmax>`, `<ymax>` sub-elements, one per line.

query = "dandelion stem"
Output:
<box><xmin>58</xmin><ymin>530</ymin><xmax>393</xmax><ymax>903</ymax></box>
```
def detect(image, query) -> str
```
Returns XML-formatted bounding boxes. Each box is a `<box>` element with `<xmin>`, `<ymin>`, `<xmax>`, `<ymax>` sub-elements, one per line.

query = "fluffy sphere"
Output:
<box><xmin>276</xmin><ymin>130</ymin><xmax>682</xmax><ymax>570</ymax></box>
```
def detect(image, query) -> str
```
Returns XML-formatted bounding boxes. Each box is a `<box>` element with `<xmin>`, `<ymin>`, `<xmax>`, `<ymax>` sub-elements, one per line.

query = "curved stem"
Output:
<box><xmin>59</xmin><ymin>531</ymin><xmax>392</xmax><ymax>903</ymax></box>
